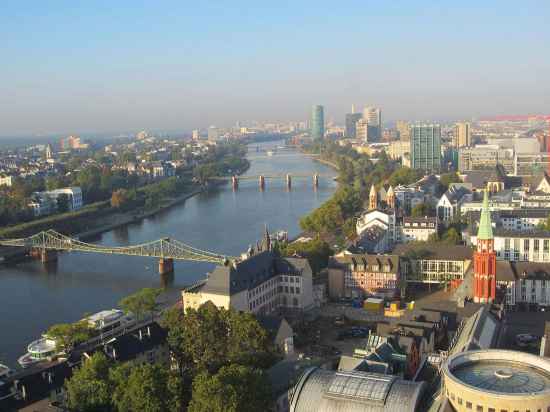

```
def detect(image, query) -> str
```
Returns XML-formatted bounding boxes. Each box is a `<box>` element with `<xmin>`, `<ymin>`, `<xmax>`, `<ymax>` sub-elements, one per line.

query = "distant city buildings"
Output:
<box><xmin>345</xmin><ymin>113</ymin><xmax>362</xmax><ymax>138</ymax></box>
<box><xmin>208</xmin><ymin>126</ymin><xmax>219</xmax><ymax>141</ymax></box>
<box><xmin>363</xmin><ymin>107</ymin><xmax>382</xmax><ymax>141</ymax></box>
<box><xmin>410</xmin><ymin>124</ymin><xmax>441</xmax><ymax>172</ymax></box>
<box><xmin>396</xmin><ymin>120</ymin><xmax>410</xmax><ymax>141</ymax></box>
<box><xmin>310</xmin><ymin>105</ymin><xmax>325</xmax><ymax>139</ymax></box>
<box><xmin>455</xmin><ymin>122</ymin><xmax>471</xmax><ymax>147</ymax></box>
<box><xmin>192</xmin><ymin>129</ymin><xmax>200</xmax><ymax>140</ymax></box>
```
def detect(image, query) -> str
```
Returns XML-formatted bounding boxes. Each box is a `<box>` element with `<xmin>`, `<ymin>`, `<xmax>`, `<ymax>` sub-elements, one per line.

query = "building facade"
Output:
<box><xmin>455</xmin><ymin>122</ymin><xmax>471</xmax><ymax>148</ymax></box>
<box><xmin>182</xmin><ymin>250</ymin><xmax>314</xmax><ymax>315</ymax></box>
<box><xmin>344</xmin><ymin>112</ymin><xmax>362</xmax><ymax>138</ymax></box>
<box><xmin>396</xmin><ymin>120</ymin><xmax>410</xmax><ymax>142</ymax></box>
<box><xmin>458</xmin><ymin>145</ymin><xmax>515</xmax><ymax>173</ymax></box>
<box><xmin>468</xmin><ymin>230</ymin><xmax>550</xmax><ymax>263</ymax></box>
<box><xmin>310</xmin><ymin>105</ymin><xmax>325</xmax><ymax>139</ymax></box>
<box><xmin>329</xmin><ymin>254</ymin><xmax>401</xmax><ymax>299</ymax></box>
<box><xmin>401</xmin><ymin>217</ymin><xmax>438</xmax><ymax>242</ymax></box>
<box><xmin>473</xmin><ymin>191</ymin><xmax>497</xmax><ymax>304</ymax></box>
<box><xmin>410</xmin><ymin>124</ymin><xmax>441</xmax><ymax>172</ymax></box>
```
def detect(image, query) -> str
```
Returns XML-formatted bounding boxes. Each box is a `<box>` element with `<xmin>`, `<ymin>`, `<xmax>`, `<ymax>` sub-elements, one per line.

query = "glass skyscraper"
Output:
<box><xmin>411</xmin><ymin>124</ymin><xmax>441</xmax><ymax>172</ymax></box>
<box><xmin>345</xmin><ymin>113</ymin><xmax>362</xmax><ymax>138</ymax></box>
<box><xmin>311</xmin><ymin>105</ymin><xmax>324</xmax><ymax>139</ymax></box>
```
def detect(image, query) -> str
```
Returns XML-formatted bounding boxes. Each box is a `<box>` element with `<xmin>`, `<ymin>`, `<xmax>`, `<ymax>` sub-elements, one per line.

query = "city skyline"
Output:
<box><xmin>1</xmin><ymin>1</ymin><xmax>549</xmax><ymax>135</ymax></box>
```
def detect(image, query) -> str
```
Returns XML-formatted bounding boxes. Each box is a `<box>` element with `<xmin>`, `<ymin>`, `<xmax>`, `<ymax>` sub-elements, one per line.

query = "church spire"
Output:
<box><xmin>369</xmin><ymin>185</ymin><xmax>378</xmax><ymax>210</ymax></box>
<box><xmin>264</xmin><ymin>224</ymin><xmax>271</xmax><ymax>251</ymax></box>
<box><xmin>477</xmin><ymin>190</ymin><xmax>493</xmax><ymax>240</ymax></box>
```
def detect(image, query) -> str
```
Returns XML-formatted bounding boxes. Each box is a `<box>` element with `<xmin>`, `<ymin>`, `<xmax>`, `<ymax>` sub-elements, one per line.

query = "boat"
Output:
<box><xmin>18</xmin><ymin>309</ymin><xmax>135</xmax><ymax>368</ymax></box>
<box><xmin>0</xmin><ymin>363</ymin><xmax>12</xmax><ymax>380</ymax></box>
<box><xmin>18</xmin><ymin>337</ymin><xmax>59</xmax><ymax>368</ymax></box>
<box><xmin>83</xmin><ymin>309</ymin><xmax>135</xmax><ymax>336</ymax></box>
<box><xmin>266</xmin><ymin>150</ymin><xmax>275</xmax><ymax>156</ymax></box>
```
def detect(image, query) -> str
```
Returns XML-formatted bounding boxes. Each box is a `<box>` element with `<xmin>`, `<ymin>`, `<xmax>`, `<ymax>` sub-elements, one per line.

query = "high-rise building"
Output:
<box><xmin>456</xmin><ymin>122</ymin><xmax>471</xmax><ymax>147</ymax></box>
<box><xmin>310</xmin><ymin>105</ymin><xmax>325</xmax><ymax>139</ymax></box>
<box><xmin>345</xmin><ymin>113</ymin><xmax>362</xmax><ymax>138</ymax></box>
<box><xmin>355</xmin><ymin>118</ymin><xmax>370</xmax><ymax>142</ymax></box>
<box><xmin>208</xmin><ymin>126</ymin><xmax>219</xmax><ymax>141</ymax></box>
<box><xmin>363</xmin><ymin>107</ymin><xmax>382</xmax><ymax>140</ymax></box>
<box><xmin>192</xmin><ymin>129</ymin><xmax>200</xmax><ymax>140</ymax></box>
<box><xmin>410</xmin><ymin>124</ymin><xmax>441</xmax><ymax>172</ymax></box>
<box><xmin>396</xmin><ymin>120</ymin><xmax>410</xmax><ymax>142</ymax></box>
<box><xmin>473</xmin><ymin>190</ymin><xmax>496</xmax><ymax>303</ymax></box>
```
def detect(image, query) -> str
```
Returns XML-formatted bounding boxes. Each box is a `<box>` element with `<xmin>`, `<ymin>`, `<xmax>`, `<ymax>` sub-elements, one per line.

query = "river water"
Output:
<box><xmin>0</xmin><ymin>141</ymin><xmax>336</xmax><ymax>367</ymax></box>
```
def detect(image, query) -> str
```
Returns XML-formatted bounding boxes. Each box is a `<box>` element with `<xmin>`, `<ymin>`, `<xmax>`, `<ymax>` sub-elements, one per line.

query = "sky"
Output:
<box><xmin>1</xmin><ymin>1</ymin><xmax>549</xmax><ymax>136</ymax></box>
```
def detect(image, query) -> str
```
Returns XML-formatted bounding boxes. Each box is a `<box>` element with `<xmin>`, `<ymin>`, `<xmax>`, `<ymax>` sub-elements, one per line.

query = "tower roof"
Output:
<box><xmin>387</xmin><ymin>185</ymin><xmax>394</xmax><ymax>196</ymax></box>
<box><xmin>477</xmin><ymin>190</ymin><xmax>493</xmax><ymax>240</ymax></box>
<box><xmin>370</xmin><ymin>185</ymin><xmax>377</xmax><ymax>197</ymax></box>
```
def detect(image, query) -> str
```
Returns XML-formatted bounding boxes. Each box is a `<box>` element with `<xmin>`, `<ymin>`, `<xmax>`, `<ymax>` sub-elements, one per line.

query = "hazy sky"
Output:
<box><xmin>1</xmin><ymin>1</ymin><xmax>549</xmax><ymax>135</ymax></box>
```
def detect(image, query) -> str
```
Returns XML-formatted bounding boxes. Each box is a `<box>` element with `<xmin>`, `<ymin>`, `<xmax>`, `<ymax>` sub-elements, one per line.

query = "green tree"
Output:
<box><xmin>162</xmin><ymin>303</ymin><xmax>274</xmax><ymax>379</ymax></box>
<box><xmin>411</xmin><ymin>202</ymin><xmax>435</xmax><ymax>217</ymax></box>
<box><xmin>188</xmin><ymin>364</ymin><xmax>271</xmax><ymax>412</ymax></box>
<box><xmin>111</xmin><ymin>363</ymin><xmax>182</xmax><ymax>412</ymax></box>
<box><xmin>280</xmin><ymin>238</ymin><xmax>333</xmax><ymax>275</ymax></box>
<box><xmin>388</xmin><ymin>167</ymin><xmax>422</xmax><ymax>187</ymax></box>
<box><xmin>119</xmin><ymin>288</ymin><xmax>161</xmax><ymax>320</ymax></box>
<box><xmin>65</xmin><ymin>352</ymin><xmax>113</xmax><ymax>412</ymax></box>
<box><xmin>46</xmin><ymin>320</ymin><xmax>95</xmax><ymax>353</ymax></box>
<box><xmin>56</xmin><ymin>193</ymin><xmax>70</xmax><ymax>213</ymax></box>
<box><xmin>439</xmin><ymin>172</ymin><xmax>461</xmax><ymax>190</ymax></box>
<box><xmin>442</xmin><ymin>227</ymin><xmax>461</xmax><ymax>244</ymax></box>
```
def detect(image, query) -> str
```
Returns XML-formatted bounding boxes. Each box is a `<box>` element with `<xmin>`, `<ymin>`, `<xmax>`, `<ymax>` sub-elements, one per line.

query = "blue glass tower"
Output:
<box><xmin>311</xmin><ymin>105</ymin><xmax>324</xmax><ymax>139</ymax></box>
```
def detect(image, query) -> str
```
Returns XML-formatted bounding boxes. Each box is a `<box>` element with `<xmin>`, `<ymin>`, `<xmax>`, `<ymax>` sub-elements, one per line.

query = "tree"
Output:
<box><xmin>119</xmin><ymin>288</ymin><xmax>162</xmax><ymax>320</ymax></box>
<box><xmin>439</xmin><ymin>172</ymin><xmax>461</xmax><ymax>190</ymax></box>
<box><xmin>46</xmin><ymin>320</ymin><xmax>95</xmax><ymax>353</ymax></box>
<box><xmin>65</xmin><ymin>352</ymin><xmax>113</xmax><ymax>412</ymax></box>
<box><xmin>442</xmin><ymin>227</ymin><xmax>461</xmax><ymax>244</ymax></box>
<box><xmin>56</xmin><ymin>193</ymin><xmax>70</xmax><ymax>213</ymax></box>
<box><xmin>411</xmin><ymin>202</ymin><xmax>435</xmax><ymax>217</ymax></box>
<box><xmin>110</xmin><ymin>189</ymin><xmax>135</xmax><ymax>209</ymax></box>
<box><xmin>388</xmin><ymin>167</ymin><xmax>422</xmax><ymax>187</ymax></box>
<box><xmin>188</xmin><ymin>364</ymin><xmax>271</xmax><ymax>412</ymax></box>
<box><xmin>111</xmin><ymin>363</ymin><xmax>182</xmax><ymax>412</ymax></box>
<box><xmin>162</xmin><ymin>303</ymin><xmax>274</xmax><ymax>380</ymax></box>
<box><xmin>280</xmin><ymin>238</ymin><xmax>333</xmax><ymax>275</ymax></box>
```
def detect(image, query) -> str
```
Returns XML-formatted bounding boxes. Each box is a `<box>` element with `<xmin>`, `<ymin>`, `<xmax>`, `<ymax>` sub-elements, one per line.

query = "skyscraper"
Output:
<box><xmin>355</xmin><ymin>118</ymin><xmax>370</xmax><ymax>142</ymax></box>
<box><xmin>363</xmin><ymin>107</ymin><xmax>382</xmax><ymax>140</ymax></box>
<box><xmin>410</xmin><ymin>124</ymin><xmax>441</xmax><ymax>172</ymax></box>
<box><xmin>208</xmin><ymin>126</ymin><xmax>219</xmax><ymax>141</ymax></box>
<box><xmin>345</xmin><ymin>113</ymin><xmax>362</xmax><ymax>138</ymax></box>
<box><xmin>396</xmin><ymin>120</ymin><xmax>410</xmax><ymax>142</ymax></box>
<box><xmin>456</xmin><ymin>122</ymin><xmax>471</xmax><ymax>147</ymax></box>
<box><xmin>311</xmin><ymin>105</ymin><xmax>325</xmax><ymax>139</ymax></box>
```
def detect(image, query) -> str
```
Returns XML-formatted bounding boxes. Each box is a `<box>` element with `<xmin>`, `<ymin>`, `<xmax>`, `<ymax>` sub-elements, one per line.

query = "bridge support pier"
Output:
<box><xmin>259</xmin><ymin>175</ymin><xmax>265</xmax><ymax>191</ymax></box>
<box><xmin>313</xmin><ymin>174</ymin><xmax>319</xmax><ymax>189</ymax></box>
<box><xmin>40</xmin><ymin>249</ymin><xmax>57</xmax><ymax>263</ymax></box>
<box><xmin>286</xmin><ymin>174</ymin><xmax>292</xmax><ymax>190</ymax></box>
<box><xmin>159</xmin><ymin>258</ymin><xmax>174</xmax><ymax>275</ymax></box>
<box><xmin>231</xmin><ymin>175</ymin><xmax>238</xmax><ymax>190</ymax></box>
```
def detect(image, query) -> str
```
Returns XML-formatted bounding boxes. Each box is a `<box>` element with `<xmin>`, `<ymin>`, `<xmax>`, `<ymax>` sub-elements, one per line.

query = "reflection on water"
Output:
<box><xmin>0</xmin><ymin>141</ymin><xmax>336</xmax><ymax>367</ymax></box>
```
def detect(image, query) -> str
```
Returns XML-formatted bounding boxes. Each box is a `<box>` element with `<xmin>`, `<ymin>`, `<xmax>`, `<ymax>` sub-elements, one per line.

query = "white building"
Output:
<box><xmin>436</xmin><ymin>186</ymin><xmax>472</xmax><ymax>222</ymax></box>
<box><xmin>497</xmin><ymin>262</ymin><xmax>550</xmax><ymax>310</ymax></box>
<box><xmin>29</xmin><ymin>187</ymin><xmax>83</xmax><ymax>217</ymax></box>
<box><xmin>356</xmin><ymin>209</ymin><xmax>398</xmax><ymax>248</ymax></box>
<box><xmin>393</xmin><ymin>185</ymin><xmax>425</xmax><ymax>214</ymax></box>
<box><xmin>401</xmin><ymin>217</ymin><xmax>438</xmax><ymax>242</ymax></box>
<box><xmin>182</xmin><ymin>250</ymin><xmax>314</xmax><ymax>315</ymax></box>
<box><xmin>0</xmin><ymin>175</ymin><xmax>14</xmax><ymax>187</ymax></box>
<box><xmin>468</xmin><ymin>229</ymin><xmax>550</xmax><ymax>263</ymax></box>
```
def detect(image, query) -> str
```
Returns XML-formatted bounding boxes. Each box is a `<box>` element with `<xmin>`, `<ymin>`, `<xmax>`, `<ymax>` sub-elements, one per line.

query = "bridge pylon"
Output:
<box><xmin>313</xmin><ymin>174</ymin><xmax>319</xmax><ymax>189</ymax></box>
<box><xmin>259</xmin><ymin>175</ymin><xmax>265</xmax><ymax>191</ymax></box>
<box><xmin>231</xmin><ymin>175</ymin><xmax>238</xmax><ymax>190</ymax></box>
<box><xmin>159</xmin><ymin>258</ymin><xmax>174</xmax><ymax>275</ymax></box>
<box><xmin>286</xmin><ymin>174</ymin><xmax>292</xmax><ymax>190</ymax></box>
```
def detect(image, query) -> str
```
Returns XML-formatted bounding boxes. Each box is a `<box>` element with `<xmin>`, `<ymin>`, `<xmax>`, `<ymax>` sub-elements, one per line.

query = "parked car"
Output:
<box><xmin>516</xmin><ymin>333</ymin><xmax>538</xmax><ymax>347</ymax></box>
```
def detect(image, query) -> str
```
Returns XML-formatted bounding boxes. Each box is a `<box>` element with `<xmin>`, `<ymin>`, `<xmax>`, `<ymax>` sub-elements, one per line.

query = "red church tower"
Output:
<box><xmin>473</xmin><ymin>190</ymin><xmax>496</xmax><ymax>303</ymax></box>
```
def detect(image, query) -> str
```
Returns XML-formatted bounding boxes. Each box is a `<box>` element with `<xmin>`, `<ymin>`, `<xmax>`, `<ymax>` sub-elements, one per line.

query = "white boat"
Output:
<box><xmin>266</xmin><ymin>150</ymin><xmax>275</xmax><ymax>156</ymax></box>
<box><xmin>83</xmin><ymin>309</ymin><xmax>134</xmax><ymax>335</ymax></box>
<box><xmin>18</xmin><ymin>309</ymin><xmax>135</xmax><ymax>368</ymax></box>
<box><xmin>18</xmin><ymin>337</ymin><xmax>59</xmax><ymax>368</ymax></box>
<box><xmin>0</xmin><ymin>363</ymin><xmax>12</xmax><ymax>379</ymax></box>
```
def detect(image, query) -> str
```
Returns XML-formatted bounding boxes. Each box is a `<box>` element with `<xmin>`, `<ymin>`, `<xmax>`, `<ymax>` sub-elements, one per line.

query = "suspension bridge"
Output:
<box><xmin>0</xmin><ymin>229</ymin><xmax>234</xmax><ymax>274</ymax></box>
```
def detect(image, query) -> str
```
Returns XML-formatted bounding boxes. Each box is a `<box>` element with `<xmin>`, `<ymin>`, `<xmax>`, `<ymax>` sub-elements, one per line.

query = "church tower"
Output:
<box><xmin>369</xmin><ymin>185</ymin><xmax>378</xmax><ymax>210</ymax></box>
<box><xmin>473</xmin><ymin>190</ymin><xmax>496</xmax><ymax>304</ymax></box>
<box><xmin>387</xmin><ymin>185</ymin><xmax>395</xmax><ymax>209</ymax></box>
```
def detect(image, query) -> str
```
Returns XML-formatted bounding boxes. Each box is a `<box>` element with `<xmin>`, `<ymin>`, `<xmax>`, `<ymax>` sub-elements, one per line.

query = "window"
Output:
<box><xmin>290</xmin><ymin>287</ymin><xmax>295</xmax><ymax>294</ymax></box>
<box><xmin>466</xmin><ymin>401</ymin><xmax>472</xmax><ymax>409</ymax></box>
<box><xmin>476</xmin><ymin>406</ymin><xmax>483</xmax><ymax>412</ymax></box>
<box><xmin>285</xmin><ymin>286</ymin><xmax>289</xmax><ymax>293</ymax></box>
<box><xmin>292</xmin><ymin>297</ymin><xmax>298</xmax><ymax>307</ymax></box>
<box><xmin>457</xmin><ymin>397</ymin><xmax>462</xmax><ymax>405</ymax></box>
<box><xmin>296</xmin><ymin>287</ymin><xmax>300</xmax><ymax>294</ymax></box>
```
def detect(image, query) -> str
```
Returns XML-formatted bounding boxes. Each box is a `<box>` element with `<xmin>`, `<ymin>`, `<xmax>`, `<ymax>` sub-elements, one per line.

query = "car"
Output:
<box><xmin>516</xmin><ymin>333</ymin><xmax>538</xmax><ymax>347</ymax></box>
<box><xmin>334</xmin><ymin>316</ymin><xmax>345</xmax><ymax>326</ymax></box>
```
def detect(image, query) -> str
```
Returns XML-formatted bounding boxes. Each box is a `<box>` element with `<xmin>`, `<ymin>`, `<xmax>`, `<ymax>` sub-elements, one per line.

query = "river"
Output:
<box><xmin>0</xmin><ymin>141</ymin><xmax>337</xmax><ymax>368</ymax></box>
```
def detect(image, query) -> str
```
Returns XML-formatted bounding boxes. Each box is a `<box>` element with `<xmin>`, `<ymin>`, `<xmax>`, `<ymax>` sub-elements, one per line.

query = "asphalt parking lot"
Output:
<box><xmin>501</xmin><ymin>311</ymin><xmax>550</xmax><ymax>353</ymax></box>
